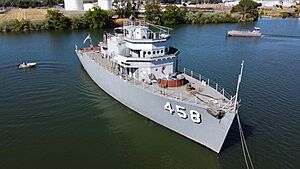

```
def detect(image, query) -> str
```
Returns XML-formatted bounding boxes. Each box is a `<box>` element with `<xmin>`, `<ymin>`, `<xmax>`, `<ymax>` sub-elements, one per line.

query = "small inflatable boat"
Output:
<box><xmin>17</xmin><ymin>62</ymin><xmax>36</xmax><ymax>69</ymax></box>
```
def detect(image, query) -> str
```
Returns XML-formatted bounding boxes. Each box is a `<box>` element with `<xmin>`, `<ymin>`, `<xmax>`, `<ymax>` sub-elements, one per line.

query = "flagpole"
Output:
<box><xmin>234</xmin><ymin>60</ymin><xmax>244</xmax><ymax>111</ymax></box>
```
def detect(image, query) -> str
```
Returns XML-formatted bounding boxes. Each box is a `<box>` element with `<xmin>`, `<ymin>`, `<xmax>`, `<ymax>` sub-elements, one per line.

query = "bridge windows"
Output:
<box><xmin>141</xmin><ymin>49</ymin><xmax>165</xmax><ymax>58</ymax></box>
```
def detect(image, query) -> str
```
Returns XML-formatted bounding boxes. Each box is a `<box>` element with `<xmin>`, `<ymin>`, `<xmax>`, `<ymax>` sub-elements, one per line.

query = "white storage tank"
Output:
<box><xmin>98</xmin><ymin>0</ymin><xmax>112</xmax><ymax>10</ymax></box>
<box><xmin>64</xmin><ymin>0</ymin><xmax>84</xmax><ymax>11</ymax></box>
<box><xmin>84</xmin><ymin>3</ymin><xmax>98</xmax><ymax>11</ymax></box>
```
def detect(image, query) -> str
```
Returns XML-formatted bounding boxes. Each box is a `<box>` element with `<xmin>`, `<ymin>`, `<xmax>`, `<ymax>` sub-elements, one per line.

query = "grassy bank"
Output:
<box><xmin>0</xmin><ymin>8</ymin><xmax>114</xmax><ymax>32</ymax></box>
<box><xmin>0</xmin><ymin>0</ymin><xmax>262</xmax><ymax>32</ymax></box>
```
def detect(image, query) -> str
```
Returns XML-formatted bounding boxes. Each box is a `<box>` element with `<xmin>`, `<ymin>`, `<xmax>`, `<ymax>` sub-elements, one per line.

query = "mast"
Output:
<box><xmin>234</xmin><ymin>60</ymin><xmax>244</xmax><ymax>111</ymax></box>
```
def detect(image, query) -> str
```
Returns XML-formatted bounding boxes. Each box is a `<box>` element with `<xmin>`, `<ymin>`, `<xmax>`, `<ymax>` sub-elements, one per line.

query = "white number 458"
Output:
<box><xmin>164</xmin><ymin>102</ymin><xmax>201</xmax><ymax>124</ymax></box>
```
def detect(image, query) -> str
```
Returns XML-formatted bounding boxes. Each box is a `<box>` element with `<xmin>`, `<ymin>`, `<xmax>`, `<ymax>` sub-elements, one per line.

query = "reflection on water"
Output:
<box><xmin>0</xmin><ymin>19</ymin><xmax>300</xmax><ymax>169</ymax></box>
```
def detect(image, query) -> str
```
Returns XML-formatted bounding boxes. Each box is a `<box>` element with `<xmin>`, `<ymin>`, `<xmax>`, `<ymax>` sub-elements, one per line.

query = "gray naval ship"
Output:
<box><xmin>75</xmin><ymin>18</ymin><xmax>244</xmax><ymax>153</ymax></box>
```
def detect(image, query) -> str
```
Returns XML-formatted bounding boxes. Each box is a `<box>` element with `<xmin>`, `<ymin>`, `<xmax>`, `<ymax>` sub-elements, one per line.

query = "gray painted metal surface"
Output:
<box><xmin>76</xmin><ymin>51</ymin><xmax>236</xmax><ymax>153</ymax></box>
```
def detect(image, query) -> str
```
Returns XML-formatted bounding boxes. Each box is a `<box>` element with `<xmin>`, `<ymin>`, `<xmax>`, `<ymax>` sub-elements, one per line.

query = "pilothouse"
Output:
<box><xmin>100</xmin><ymin>18</ymin><xmax>178</xmax><ymax>84</ymax></box>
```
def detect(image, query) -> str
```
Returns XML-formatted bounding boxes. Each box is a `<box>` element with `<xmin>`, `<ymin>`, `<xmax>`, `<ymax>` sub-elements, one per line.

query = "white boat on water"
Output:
<box><xmin>17</xmin><ymin>62</ymin><xmax>36</xmax><ymax>69</ymax></box>
<box><xmin>227</xmin><ymin>27</ymin><xmax>262</xmax><ymax>37</ymax></box>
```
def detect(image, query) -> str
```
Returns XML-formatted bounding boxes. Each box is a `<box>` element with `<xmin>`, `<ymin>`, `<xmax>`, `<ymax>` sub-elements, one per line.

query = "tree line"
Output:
<box><xmin>0</xmin><ymin>8</ymin><xmax>114</xmax><ymax>32</ymax></box>
<box><xmin>0</xmin><ymin>0</ymin><xmax>261</xmax><ymax>32</ymax></box>
<box><xmin>0</xmin><ymin>0</ymin><xmax>64</xmax><ymax>8</ymax></box>
<box><xmin>145</xmin><ymin>0</ymin><xmax>260</xmax><ymax>25</ymax></box>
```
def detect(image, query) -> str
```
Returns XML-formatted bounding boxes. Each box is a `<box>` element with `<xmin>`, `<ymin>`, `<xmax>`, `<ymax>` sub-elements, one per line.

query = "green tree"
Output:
<box><xmin>162</xmin><ymin>5</ymin><xmax>186</xmax><ymax>25</ymax></box>
<box><xmin>231</xmin><ymin>0</ymin><xmax>260</xmax><ymax>22</ymax></box>
<box><xmin>184</xmin><ymin>11</ymin><xmax>196</xmax><ymax>24</ymax></box>
<box><xmin>112</xmin><ymin>0</ymin><xmax>137</xmax><ymax>18</ymax></box>
<box><xmin>71</xmin><ymin>16</ymin><xmax>88</xmax><ymax>30</ymax></box>
<box><xmin>46</xmin><ymin>10</ymin><xmax>71</xmax><ymax>30</ymax></box>
<box><xmin>144</xmin><ymin>0</ymin><xmax>162</xmax><ymax>25</ymax></box>
<box><xmin>84</xmin><ymin>8</ymin><xmax>113</xmax><ymax>29</ymax></box>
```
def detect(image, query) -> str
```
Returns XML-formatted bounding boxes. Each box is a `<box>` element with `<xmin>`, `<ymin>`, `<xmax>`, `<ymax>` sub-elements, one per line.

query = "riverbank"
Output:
<box><xmin>0</xmin><ymin>9</ymin><xmax>238</xmax><ymax>32</ymax></box>
<box><xmin>0</xmin><ymin>8</ymin><xmax>114</xmax><ymax>32</ymax></box>
<box><xmin>0</xmin><ymin>8</ymin><xmax>86</xmax><ymax>22</ymax></box>
<box><xmin>1</xmin><ymin>1</ymin><xmax>292</xmax><ymax>33</ymax></box>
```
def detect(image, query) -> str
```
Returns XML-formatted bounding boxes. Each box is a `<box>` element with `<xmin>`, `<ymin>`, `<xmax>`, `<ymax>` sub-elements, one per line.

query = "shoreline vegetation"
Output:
<box><xmin>0</xmin><ymin>0</ymin><xmax>262</xmax><ymax>33</ymax></box>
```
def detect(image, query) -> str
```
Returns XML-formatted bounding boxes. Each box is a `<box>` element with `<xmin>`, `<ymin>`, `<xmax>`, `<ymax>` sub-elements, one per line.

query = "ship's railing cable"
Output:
<box><xmin>234</xmin><ymin>60</ymin><xmax>255</xmax><ymax>169</ymax></box>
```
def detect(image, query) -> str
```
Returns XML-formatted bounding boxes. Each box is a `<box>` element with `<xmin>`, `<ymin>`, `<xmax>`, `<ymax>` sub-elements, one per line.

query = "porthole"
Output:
<box><xmin>148</xmin><ymin>51</ymin><xmax>151</xmax><ymax>55</ymax></box>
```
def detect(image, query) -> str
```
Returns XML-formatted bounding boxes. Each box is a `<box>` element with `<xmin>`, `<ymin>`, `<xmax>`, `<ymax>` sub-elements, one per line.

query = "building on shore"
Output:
<box><xmin>64</xmin><ymin>0</ymin><xmax>84</xmax><ymax>11</ymax></box>
<box><xmin>223</xmin><ymin>0</ymin><xmax>299</xmax><ymax>8</ymax></box>
<box><xmin>98</xmin><ymin>0</ymin><xmax>112</xmax><ymax>10</ymax></box>
<box><xmin>64</xmin><ymin>0</ymin><xmax>112</xmax><ymax>11</ymax></box>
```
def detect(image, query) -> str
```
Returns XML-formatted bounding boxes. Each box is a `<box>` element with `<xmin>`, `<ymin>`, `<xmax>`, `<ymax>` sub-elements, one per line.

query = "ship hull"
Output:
<box><xmin>76</xmin><ymin>51</ymin><xmax>236</xmax><ymax>153</ymax></box>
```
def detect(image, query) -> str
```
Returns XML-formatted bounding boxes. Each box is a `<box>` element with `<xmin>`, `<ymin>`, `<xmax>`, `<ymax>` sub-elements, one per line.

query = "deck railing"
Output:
<box><xmin>81</xmin><ymin>51</ymin><xmax>233</xmax><ymax>107</ymax></box>
<box><xmin>123</xmin><ymin>20</ymin><xmax>147</xmax><ymax>27</ymax></box>
<box><xmin>123</xmin><ymin>20</ymin><xmax>172</xmax><ymax>40</ymax></box>
<box><xmin>183</xmin><ymin>67</ymin><xmax>232</xmax><ymax>100</ymax></box>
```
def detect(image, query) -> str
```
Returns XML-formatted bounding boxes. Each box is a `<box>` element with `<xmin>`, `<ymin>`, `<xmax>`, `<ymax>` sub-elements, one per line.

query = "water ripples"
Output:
<box><xmin>1</xmin><ymin>19</ymin><xmax>300</xmax><ymax>169</ymax></box>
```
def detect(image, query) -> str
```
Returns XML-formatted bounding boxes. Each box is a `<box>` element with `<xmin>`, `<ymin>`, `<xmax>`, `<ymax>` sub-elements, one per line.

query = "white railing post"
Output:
<box><xmin>199</xmin><ymin>74</ymin><xmax>201</xmax><ymax>81</ymax></box>
<box><xmin>216</xmin><ymin>83</ymin><xmax>218</xmax><ymax>91</ymax></box>
<box><xmin>184</xmin><ymin>68</ymin><xmax>186</xmax><ymax>74</ymax></box>
<box><xmin>191</xmin><ymin>71</ymin><xmax>193</xmax><ymax>77</ymax></box>
<box><xmin>208</xmin><ymin>79</ymin><xmax>210</xmax><ymax>86</ymax></box>
<box><xmin>222</xmin><ymin>88</ymin><xmax>224</xmax><ymax>96</ymax></box>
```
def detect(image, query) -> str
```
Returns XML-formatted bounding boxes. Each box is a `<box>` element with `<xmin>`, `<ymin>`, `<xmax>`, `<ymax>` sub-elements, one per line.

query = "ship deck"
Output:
<box><xmin>77</xmin><ymin>49</ymin><xmax>235</xmax><ymax>116</ymax></box>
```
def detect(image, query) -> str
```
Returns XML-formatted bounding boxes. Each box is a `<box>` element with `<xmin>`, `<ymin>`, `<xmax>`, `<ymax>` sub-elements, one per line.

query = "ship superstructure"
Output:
<box><xmin>75</xmin><ymin>17</ymin><xmax>241</xmax><ymax>153</ymax></box>
<box><xmin>100</xmin><ymin>19</ymin><xmax>177</xmax><ymax>82</ymax></box>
